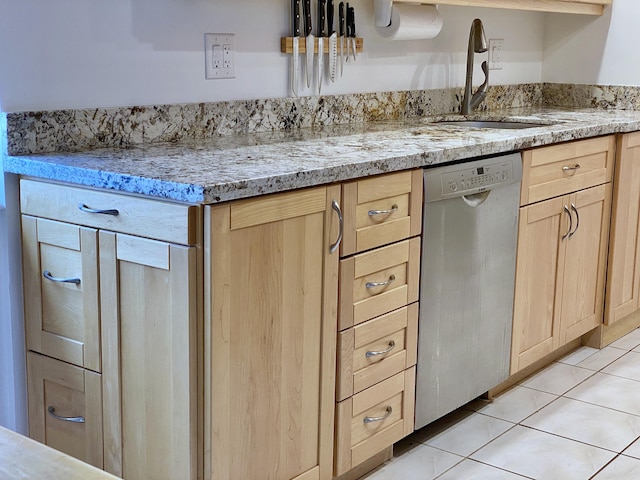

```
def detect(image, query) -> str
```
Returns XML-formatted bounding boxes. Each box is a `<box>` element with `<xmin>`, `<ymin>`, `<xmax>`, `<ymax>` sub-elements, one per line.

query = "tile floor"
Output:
<box><xmin>362</xmin><ymin>327</ymin><xmax>640</xmax><ymax>480</ymax></box>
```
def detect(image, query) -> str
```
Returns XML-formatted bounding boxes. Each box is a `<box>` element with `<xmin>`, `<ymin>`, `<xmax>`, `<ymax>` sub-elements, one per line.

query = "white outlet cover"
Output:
<box><xmin>489</xmin><ymin>38</ymin><xmax>504</xmax><ymax>71</ymax></box>
<box><xmin>205</xmin><ymin>33</ymin><xmax>235</xmax><ymax>79</ymax></box>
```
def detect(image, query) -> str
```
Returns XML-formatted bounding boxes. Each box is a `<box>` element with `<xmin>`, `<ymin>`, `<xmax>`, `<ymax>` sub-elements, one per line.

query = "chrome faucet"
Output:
<box><xmin>461</xmin><ymin>19</ymin><xmax>489</xmax><ymax>115</ymax></box>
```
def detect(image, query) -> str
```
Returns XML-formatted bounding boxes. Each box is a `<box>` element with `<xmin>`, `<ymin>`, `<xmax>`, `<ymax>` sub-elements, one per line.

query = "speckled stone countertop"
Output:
<box><xmin>6</xmin><ymin>107</ymin><xmax>640</xmax><ymax>204</ymax></box>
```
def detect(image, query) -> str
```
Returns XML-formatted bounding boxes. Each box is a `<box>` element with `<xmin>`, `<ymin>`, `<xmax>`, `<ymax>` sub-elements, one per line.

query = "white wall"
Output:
<box><xmin>543</xmin><ymin>0</ymin><xmax>638</xmax><ymax>85</ymax></box>
<box><xmin>0</xmin><ymin>1</ymin><xmax>545</xmax><ymax>112</ymax></box>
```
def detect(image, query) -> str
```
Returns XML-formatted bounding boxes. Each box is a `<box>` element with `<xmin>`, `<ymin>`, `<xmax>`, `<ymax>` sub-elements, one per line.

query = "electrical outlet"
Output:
<box><xmin>205</xmin><ymin>33</ymin><xmax>235</xmax><ymax>79</ymax></box>
<box><xmin>489</xmin><ymin>38</ymin><xmax>504</xmax><ymax>70</ymax></box>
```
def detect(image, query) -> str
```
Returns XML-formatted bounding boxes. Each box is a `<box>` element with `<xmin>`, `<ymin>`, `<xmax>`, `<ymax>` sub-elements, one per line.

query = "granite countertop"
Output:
<box><xmin>5</xmin><ymin>107</ymin><xmax>640</xmax><ymax>204</ymax></box>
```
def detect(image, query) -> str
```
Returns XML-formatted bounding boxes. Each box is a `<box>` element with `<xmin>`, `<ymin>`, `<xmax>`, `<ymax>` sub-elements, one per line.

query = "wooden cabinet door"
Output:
<box><xmin>206</xmin><ymin>185</ymin><xmax>340</xmax><ymax>480</ymax></box>
<box><xmin>22</xmin><ymin>216</ymin><xmax>100</xmax><ymax>371</ymax></box>
<box><xmin>27</xmin><ymin>352</ymin><xmax>103</xmax><ymax>468</ymax></box>
<box><xmin>606</xmin><ymin>132</ymin><xmax>640</xmax><ymax>325</ymax></box>
<box><xmin>511</xmin><ymin>196</ymin><xmax>567</xmax><ymax>373</ymax></box>
<box><xmin>559</xmin><ymin>184</ymin><xmax>611</xmax><ymax>343</ymax></box>
<box><xmin>100</xmin><ymin>232</ymin><xmax>198</xmax><ymax>480</ymax></box>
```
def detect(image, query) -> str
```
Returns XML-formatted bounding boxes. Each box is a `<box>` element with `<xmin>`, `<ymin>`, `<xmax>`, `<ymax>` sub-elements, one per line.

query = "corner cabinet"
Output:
<box><xmin>20</xmin><ymin>179</ymin><xmax>201</xmax><ymax>480</ymax></box>
<box><xmin>204</xmin><ymin>185</ymin><xmax>341</xmax><ymax>480</ymax></box>
<box><xmin>511</xmin><ymin>136</ymin><xmax>614</xmax><ymax>373</ymax></box>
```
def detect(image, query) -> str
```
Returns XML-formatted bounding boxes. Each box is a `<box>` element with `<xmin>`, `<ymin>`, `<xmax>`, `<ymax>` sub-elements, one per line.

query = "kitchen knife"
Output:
<box><xmin>291</xmin><ymin>0</ymin><xmax>301</xmax><ymax>96</ymax></box>
<box><xmin>328</xmin><ymin>0</ymin><xmax>337</xmax><ymax>83</ymax></box>
<box><xmin>303</xmin><ymin>0</ymin><xmax>314</xmax><ymax>88</ymax></box>
<box><xmin>348</xmin><ymin>5</ymin><xmax>356</xmax><ymax>62</ymax></box>
<box><xmin>339</xmin><ymin>2</ymin><xmax>345</xmax><ymax>75</ymax></box>
<box><xmin>345</xmin><ymin>3</ymin><xmax>351</xmax><ymax>63</ymax></box>
<box><xmin>317</xmin><ymin>0</ymin><xmax>326</xmax><ymax>94</ymax></box>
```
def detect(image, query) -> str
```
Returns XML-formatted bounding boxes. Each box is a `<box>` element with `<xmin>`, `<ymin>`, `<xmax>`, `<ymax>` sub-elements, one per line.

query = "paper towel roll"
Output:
<box><xmin>375</xmin><ymin>4</ymin><xmax>443</xmax><ymax>40</ymax></box>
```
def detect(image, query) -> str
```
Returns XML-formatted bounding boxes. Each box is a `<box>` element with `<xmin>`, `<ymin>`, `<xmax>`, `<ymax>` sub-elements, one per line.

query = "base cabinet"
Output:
<box><xmin>205</xmin><ymin>185</ymin><xmax>340</xmax><ymax>480</ymax></box>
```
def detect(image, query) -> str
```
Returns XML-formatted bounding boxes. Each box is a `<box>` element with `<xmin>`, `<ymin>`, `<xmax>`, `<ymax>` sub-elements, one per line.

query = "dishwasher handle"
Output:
<box><xmin>461</xmin><ymin>190</ymin><xmax>491</xmax><ymax>208</ymax></box>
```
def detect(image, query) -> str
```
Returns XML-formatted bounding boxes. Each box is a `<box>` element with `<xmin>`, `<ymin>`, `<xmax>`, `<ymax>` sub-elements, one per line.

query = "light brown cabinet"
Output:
<box><xmin>399</xmin><ymin>0</ymin><xmax>611</xmax><ymax>15</ymax></box>
<box><xmin>20</xmin><ymin>179</ymin><xmax>200</xmax><ymax>480</ymax></box>
<box><xmin>605</xmin><ymin>132</ymin><xmax>640</xmax><ymax>326</ymax></box>
<box><xmin>511</xmin><ymin>137</ymin><xmax>614</xmax><ymax>374</ymax></box>
<box><xmin>205</xmin><ymin>185</ymin><xmax>341</xmax><ymax>480</ymax></box>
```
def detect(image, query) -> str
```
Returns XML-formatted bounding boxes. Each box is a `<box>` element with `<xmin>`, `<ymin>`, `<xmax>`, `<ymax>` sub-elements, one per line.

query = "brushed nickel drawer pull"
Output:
<box><xmin>562</xmin><ymin>164</ymin><xmax>581</xmax><ymax>174</ymax></box>
<box><xmin>47</xmin><ymin>406</ymin><xmax>85</xmax><ymax>423</ymax></box>
<box><xmin>78</xmin><ymin>203</ymin><xmax>119</xmax><ymax>216</ymax></box>
<box><xmin>569</xmin><ymin>203</ymin><xmax>580</xmax><ymax>238</ymax></box>
<box><xmin>366</xmin><ymin>274</ymin><xmax>396</xmax><ymax>290</ymax></box>
<box><xmin>366</xmin><ymin>340</ymin><xmax>396</xmax><ymax>358</ymax></box>
<box><xmin>561</xmin><ymin>205</ymin><xmax>572</xmax><ymax>241</ymax></box>
<box><xmin>363</xmin><ymin>406</ymin><xmax>392</xmax><ymax>424</ymax></box>
<box><xmin>368</xmin><ymin>204</ymin><xmax>398</xmax><ymax>217</ymax></box>
<box><xmin>330</xmin><ymin>200</ymin><xmax>343</xmax><ymax>254</ymax></box>
<box><xmin>43</xmin><ymin>270</ymin><xmax>81</xmax><ymax>285</ymax></box>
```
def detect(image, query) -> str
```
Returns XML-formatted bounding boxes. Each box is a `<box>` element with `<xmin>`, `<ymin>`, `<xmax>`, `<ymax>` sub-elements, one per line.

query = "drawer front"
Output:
<box><xmin>22</xmin><ymin>216</ymin><xmax>101</xmax><ymax>371</ymax></box>
<box><xmin>337</xmin><ymin>304</ymin><xmax>418</xmax><ymax>401</ymax></box>
<box><xmin>521</xmin><ymin>135</ymin><xmax>615</xmax><ymax>205</ymax></box>
<box><xmin>334</xmin><ymin>368</ymin><xmax>415</xmax><ymax>476</ymax></box>
<box><xmin>27</xmin><ymin>352</ymin><xmax>103</xmax><ymax>469</ymax></box>
<box><xmin>20</xmin><ymin>179</ymin><xmax>199</xmax><ymax>245</ymax></box>
<box><xmin>341</xmin><ymin>170</ymin><xmax>422</xmax><ymax>256</ymax></box>
<box><xmin>339</xmin><ymin>237</ymin><xmax>420</xmax><ymax>330</ymax></box>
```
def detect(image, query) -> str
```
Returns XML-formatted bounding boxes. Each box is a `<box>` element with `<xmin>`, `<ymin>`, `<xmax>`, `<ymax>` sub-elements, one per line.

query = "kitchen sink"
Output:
<box><xmin>430</xmin><ymin>120</ymin><xmax>549</xmax><ymax>129</ymax></box>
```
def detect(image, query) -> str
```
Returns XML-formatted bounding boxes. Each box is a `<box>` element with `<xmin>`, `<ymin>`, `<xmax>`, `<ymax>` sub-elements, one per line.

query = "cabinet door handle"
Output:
<box><xmin>365</xmin><ymin>274</ymin><xmax>396</xmax><ymax>290</ymax></box>
<box><xmin>366</xmin><ymin>340</ymin><xmax>396</xmax><ymax>358</ymax></box>
<box><xmin>47</xmin><ymin>406</ymin><xmax>85</xmax><ymax>423</ymax></box>
<box><xmin>329</xmin><ymin>200</ymin><xmax>343</xmax><ymax>254</ymax></box>
<box><xmin>562</xmin><ymin>164</ymin><xmax>581</xmax><ymax>174</ymax></box>
<box><xmin>368</xmin><ymin>204</ymin><xmax>398</xmax><ymax>217</ymax></box>
<box><xmin>363</xmin><ymin>406</ymin><xmax>392</xmax><ymax>424</ymax></box>
<box><xmin>562</xmin><ymin>205</ymin><xmax>572</xmax><ymax>241</ymax></box>
<box><xmin>43</xmin><ymin>270</ymin><xmax>81</xmax><ymax>285</ymax></box>
<box><xmin>569</xmin><ymin>203</ymin><xmax>580</xmax><ymax>238</ymax></box>
<box><xmin>78</xmin><ymin>203</ymin><xmax>119</xmax><ymax>216</ymax></box>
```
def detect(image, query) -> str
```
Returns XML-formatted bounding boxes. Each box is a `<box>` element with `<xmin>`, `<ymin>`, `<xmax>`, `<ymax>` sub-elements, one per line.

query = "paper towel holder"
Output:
<box><xmin>375</xmin><ymin>0</ymin><xmax>440</xmax><ymax>27</ymax></box>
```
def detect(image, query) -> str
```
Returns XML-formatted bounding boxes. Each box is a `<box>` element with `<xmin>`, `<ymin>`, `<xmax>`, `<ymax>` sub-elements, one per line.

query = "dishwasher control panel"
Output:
<box><xmin>424</xmin><ymin>153</ymin><xmax>523</xmax><ymax>202</ymax></box>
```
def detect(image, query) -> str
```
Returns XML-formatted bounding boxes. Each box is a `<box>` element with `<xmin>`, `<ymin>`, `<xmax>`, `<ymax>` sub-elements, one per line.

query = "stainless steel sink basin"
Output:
<box><xmin>432</xmin><ymin>120</ymin><xmax>548</xmax><ymax>129</ymax></box>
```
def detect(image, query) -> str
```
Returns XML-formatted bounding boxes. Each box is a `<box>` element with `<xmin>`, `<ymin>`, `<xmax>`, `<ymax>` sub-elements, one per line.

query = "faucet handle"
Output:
<box><xmin>479</xmin><ymin>61</ymin><xmax>489</xmax><ymax>93</ymax></box>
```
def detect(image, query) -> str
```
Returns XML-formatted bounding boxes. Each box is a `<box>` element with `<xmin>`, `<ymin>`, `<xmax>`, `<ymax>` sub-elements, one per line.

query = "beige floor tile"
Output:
<box><xmin>565</xmin><ymin>372</ymin><xmax>640</xmax><ymax>416</ymax></box>
<box><xmin>467</xmin><ymin>385</ymin><xmax>557</xmax><ymax>423</ymax></box>
<box><xmin>436</xmin><ymin>459</ymin><xmax>530</xmax><ymax>479</ymax></box>
<box><xmin>575</xmin><ymin>346</ymin><xmax>626</xmax><ymax>371</ymax></box>
<box><xmin>423</xmin><ymin>413</ymin><xmax>513</xmax><ymax>456</ymax></box>
<box><xmin>519</xmin><ymin>362</ymin><xmax>594</xmax><ymax>395</ymax></box>
<box><xmin>622</xmin><ymin>438</ymin><xmax>640</xmax><ymax>459</ymax></box>
<box><xmin>557</xmin><ymin>346</ymin><xmax>599</xmax><ymax>366</ymax></box>
<box><xmin>592</xmin><ymin>455</ymin><xmax>640</xmax><ymax>479</ymax></box>
<box><xmin>470</xmin><ymin>425</ymin><xmax>615</xmax><ymax>480</ymax></box>
<box><xmin>365</xmin><ymin>443</ymin><xmax>462</xmax><ymax>480</ymax></box>
<box><xmin>602</xmin><ymin>351</ymin><xmax>640</xmax><ymax>381</ymax></box>
<box><xmin>609</xmin><ymin>328</ymin><xmax>640</xmax><ymax>351</ymax></box>
<box><xmin>522</xmin><ymin>397</ymin><xmax>640</xmax><ymax>452</ymax></box>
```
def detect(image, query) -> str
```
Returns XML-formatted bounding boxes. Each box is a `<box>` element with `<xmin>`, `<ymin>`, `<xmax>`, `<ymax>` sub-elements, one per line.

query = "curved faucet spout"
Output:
<box><xmin>461</xmin><ymin>19</ymin><xmax>489</xmax><ymax>115</ymax></box>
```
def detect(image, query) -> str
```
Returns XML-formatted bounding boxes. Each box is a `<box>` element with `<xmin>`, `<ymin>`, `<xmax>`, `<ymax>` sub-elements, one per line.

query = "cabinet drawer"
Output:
<box><xmin>22</xmin><ymin>216</ymin><xmax>101</xmax><ymax>371</ymax></box>
<box><xmin>341</xmin><ymin>170</ymin><xmax>422</xmax><ymax>256</ymax></box>
<box><xmin>20</xmin><ymin>179</ymin><xmax>199</xmax><ymax>245</ymax></box>
<box><xmin>334</xmin><ymin>368</ymin><xmax>415</xmax><ymax>476</ymax></box>
<box><xmin>521</xmin><ymin>135</ymin><xmax>615</xmax><ymax>205</ymax></box>
<box><xmin>339</xmin><ymin>237</ymin><xmax>420</xmax><ymax>331</ymax></box>
<box><xmin>27</xmin><ymin>352</ymin><xmax>103</xmax><ymax>469</ymax></box>
<box><xmin>337</xmin><ymin>304</ymin><xmax>418</xmax><ymax>401</ymax></box>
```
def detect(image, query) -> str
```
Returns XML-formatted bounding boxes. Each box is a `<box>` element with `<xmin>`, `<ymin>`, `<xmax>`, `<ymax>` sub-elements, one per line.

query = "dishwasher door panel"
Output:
<box><xmin>415</xmin><ymin>178</ymin><xmax>520</xmax><ymax>429</ymax></box>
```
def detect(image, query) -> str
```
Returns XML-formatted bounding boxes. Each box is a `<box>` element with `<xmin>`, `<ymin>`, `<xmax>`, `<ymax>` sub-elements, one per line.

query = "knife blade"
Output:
<box><xmin>339</xmin><ymin>2</ymin><xmax>345</xmax><ymax>75</ymax></box>
<box><xmin>328</xmin><ymin>0</ymin><xmax>337</xmax><ymax>83</ymax></box>
<box><xmin>303</xmin><ymin>0</ymin><xmax>314</xmax><ymax>88</ymax></box>
<box><xmin>348</xmin><ymin>6</ymin><xmax>356</xmax><ymax>62</ymax></box>
<box><xmin>317</xmin><ymin>0</ymin><xmax>326</xmax><ymax>94</ymax></box>
<box><xmin>291</xmin><ymin>0</ymin><xmax>301</xmax><ymax>96</ymax></box>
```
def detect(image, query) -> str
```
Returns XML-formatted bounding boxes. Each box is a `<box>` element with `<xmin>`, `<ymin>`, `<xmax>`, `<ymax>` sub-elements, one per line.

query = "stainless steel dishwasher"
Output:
<box><xmin>415</xmin><ymin>152</ymin><xmax>522</xmax><ymax>429</ymax></box>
